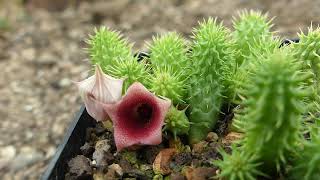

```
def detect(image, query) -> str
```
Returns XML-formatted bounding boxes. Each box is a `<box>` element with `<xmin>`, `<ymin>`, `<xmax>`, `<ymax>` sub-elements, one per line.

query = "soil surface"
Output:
<box><xmin>66</xmin><ymin>122</ymin><xmax>225</xmax><ymax>180</ymax></box>
<box><xmin>0</xmin><ymin>0</ymin><xmax>319</xmax><ymax>179</ymax></box>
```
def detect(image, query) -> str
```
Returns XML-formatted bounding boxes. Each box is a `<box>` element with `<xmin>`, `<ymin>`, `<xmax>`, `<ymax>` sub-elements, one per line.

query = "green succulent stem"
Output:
<box><xmin>149</xmin><ymin>32</ymin><xmax>190</xmax><ymax>79</ymax></box>
<box><xmin>289</xmin><ymin>135</ymin><xmax>320</xmax><ymax>180</ymax></box>
<box><xmin>164</xmin><ymin>106</ymin><xmax>190</xmax><ymax>139</ymax></box>
<box><xmin>232</xmin><ymin>10</ymin><xmax>274</xmax><ymax>66</ymax></box>
<box><xmin>241</xmin><ymin>49</ymin><xmax>308</xmax><ymax>176</ymax></box>
<box><xmin>149</xmin><ymin>67</ymin><xmax>188</xmax><ymax>104</ymax></box>
<box><xmin>148</xmin><ymin>32</ymin><xmax>190</xmax><ymax>103</ymax></box>
<box><xmin>87</xmin><ymin>27</ymin><xmax>132</xmax><ymax>69</ymax></box>
<box><xmin>187</xmin><ymin>18</ymin><xmax>235</xmax><ymax>143</ymax></box>
<box><xmin>293</xmin><ymin>26</ymin><xmax>320</xmax><ymax>85</ymax></box>
<box><xmin>213</xmin><ymin>147</ymin><xmax>265</xmax><ymax>180</ymax></box>
<box><xmin>226</xmin><ymin>10</ymin><xmax>275</xmax><ymax>103</ymax></box>
<box><xmin>106</xmin><ymin>57</ymin><xmax>150</xmax><ymax>92</ymax></box>
<box><xmin>240</xmin><ymin>50</ymin><xmax>309</xmax><ymax>174</ymax></box>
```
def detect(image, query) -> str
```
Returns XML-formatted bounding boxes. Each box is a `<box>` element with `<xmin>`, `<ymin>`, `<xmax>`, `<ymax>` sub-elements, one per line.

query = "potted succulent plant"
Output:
<box><xmin>42</xmin><ymin>10</ymin><xmax>320</xmax><ymax>180</ymax></box>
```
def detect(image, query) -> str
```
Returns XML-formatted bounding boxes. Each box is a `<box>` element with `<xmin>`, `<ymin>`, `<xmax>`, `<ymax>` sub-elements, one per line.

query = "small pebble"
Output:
<box><xmin>192</xmin><ymin>141</ymin><xmax>208</xmax><ymax>153</ymax></box>
<box><xmin>108</xmin><ymin>163</ymin><xmax>123</xmax><ymax>176</ymax></box>
<box><xmin>67</xmin><ymin>155</ymin><xmax>92</xmax><ymax>179</ymax></box>
<box><xmin>80</xmin><ymin>142</ymin><xmax>94</xmax><ymax>157</ymax></box>
<box><xmin>206</xmin><ymin>132</ymin><xmax>219</xmax><ymax>142</ymax></box>
<box><xmin>172</xmin><ymin>152</ymin><xmax>192</xmax><ymax>166</ymax></box>
<box><xmin>59</xmin><ymin>78</ymin><xmax>71</xmax><ymax>87</ymax></box>
<box><xmin>0</xmin><ymin>145</ymin><xmax>17</xmax><ymax>169</ymax></box>
<box><xmin>92</xmin><ymin>139</ymin><xmax>113</xmax><ymax>167</ymax></box>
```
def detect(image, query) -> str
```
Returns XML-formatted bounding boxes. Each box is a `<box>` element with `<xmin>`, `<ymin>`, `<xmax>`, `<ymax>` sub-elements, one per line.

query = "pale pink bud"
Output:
<box><xmin>76</xmin><ymin>65</ymin><xmax>124</xmax><ymax>121</ymax></box>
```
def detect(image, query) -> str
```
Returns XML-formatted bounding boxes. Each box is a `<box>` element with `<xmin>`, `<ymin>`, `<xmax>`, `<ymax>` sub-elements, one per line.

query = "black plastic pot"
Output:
<box><xmin>42</xmin><ymin>39</ymin><xmax>299</xmax><ymax>180</ymax></box>
<box><xmin>41</xmin><ymin>106</ymin><xmax>95</xmax><ymax>180</ymax></box>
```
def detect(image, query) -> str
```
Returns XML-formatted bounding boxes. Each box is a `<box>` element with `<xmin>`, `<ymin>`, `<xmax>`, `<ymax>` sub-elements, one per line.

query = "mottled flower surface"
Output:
<box><xmin>76</xmin><ymin>65</ymin><xmax>124</xmax><ymax>121</ymax></box>
<box><xmin>103</xmin><ymin>82</ymin><xmax>171</xmax><ymax>151</ymax></box>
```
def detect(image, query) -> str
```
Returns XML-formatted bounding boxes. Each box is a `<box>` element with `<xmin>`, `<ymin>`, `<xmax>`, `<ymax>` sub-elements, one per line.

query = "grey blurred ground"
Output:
<box><xmin>0</xmin><ymin>0</ymin><xmax>319</xmax><ymax>179</ymax></box>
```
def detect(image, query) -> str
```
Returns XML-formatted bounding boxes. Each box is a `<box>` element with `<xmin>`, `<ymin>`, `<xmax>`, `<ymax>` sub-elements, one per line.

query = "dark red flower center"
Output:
<box><xmin>116</xmin><ymin>92</ymin><xmax>161</xmax><ymax>138</ymax></box>
<box><xmin>135</xmin><ymin>103</ymin><xmax>153</xmax><ymax>124</ymax></box>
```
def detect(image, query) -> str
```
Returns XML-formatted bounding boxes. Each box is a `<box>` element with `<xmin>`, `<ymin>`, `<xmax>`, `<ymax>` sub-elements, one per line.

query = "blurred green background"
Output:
<box><xmin>0</xmin><ymin>0</ymin><xmax>319</xmax><ymax>179</ymax></box>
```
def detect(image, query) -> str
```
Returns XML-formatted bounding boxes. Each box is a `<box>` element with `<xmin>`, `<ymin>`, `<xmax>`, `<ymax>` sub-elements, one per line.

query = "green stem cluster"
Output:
<box><xmin>85</xmin><ymin>11</ymin><xmax>320</xmax><ymax>179</ymax></box>
<box><xmin>148</xmin><ymin>32</ymin><xmax>190</xmax><ymax>104</ymax></box>
<box><xmin>215</xmin><ymin>50</ymin><xmax>310</xmax><ymax>179</ymax></box>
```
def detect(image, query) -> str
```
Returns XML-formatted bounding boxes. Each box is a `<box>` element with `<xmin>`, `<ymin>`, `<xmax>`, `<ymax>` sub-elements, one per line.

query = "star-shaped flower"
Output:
<box><xmin>103</xmin><ymin>82</ymin><xmax>171</xmax><ymax>151</ymax></box>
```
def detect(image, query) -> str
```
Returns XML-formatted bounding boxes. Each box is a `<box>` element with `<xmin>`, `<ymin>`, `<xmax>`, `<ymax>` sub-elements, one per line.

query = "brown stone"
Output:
<box><xmin>185</xmin><ymin>167</ymin><xmax>217</xmax><ymax>180</ymax></box>
<box><xmin>192</xmin><ymin>141</ymin><xmax>208</xmax><ymax>153</ymax></box>
<box><xmin>153</xmin><ymin>148</ymin><xmax>177</xmax><ymax>175</ymax></box>
<box><xmin>206</xmin><ymin>132</ymin><xmax>219</xmax><ymax>142</ymax></box>
<box><xmin>221</xmin><ymin>132</ymin><xmax>244</xmax><ymax>145</ymax></box>
<box><xmin>67</xmin><ymin>155</ymin><xmax>92</xmax><ymax>179</ymax></box>
<box><xmin>170</xmin><ymin>172</ymin><xmax>186</xmax><ymax>180</ymax></box>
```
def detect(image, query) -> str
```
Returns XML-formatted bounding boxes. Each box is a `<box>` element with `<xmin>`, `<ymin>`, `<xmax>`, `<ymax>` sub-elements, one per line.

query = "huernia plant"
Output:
<box><xmin>240</xmin><ymin>50</ymin><xmax>309</xmax><ymax>174</ymax></box>
<box><xmin>148</xmin><ymin>32</ymin><xmax>189</xmax><ymax>79</ymax></box>
<box><xmin>88</xmin><ymin>27</ymin><xmax>150</xmax><ymax>91</ymax></box>
<box><xmin>164</xmin><ymin>106</ymin><xmax>190</xmax><ymax>139</ymax></box>
<box><xmin>187</xmin><ymin>18</ymin><xmax>235</xmax><ymax>143</ymax></box>
<box><xmin>289</xmin><ymin>134</ymin><xmax>320</xmax><ymax>180</ymax></box>
<box><xmin>292</xmin><ymin>26</ymin><xmax>320</xmax><ymax>86</ymax></box>
<box><xmin>87</xmin><ymin>27</ymin><xmax>132</xmax><ymax>70</ymax></box>
<box><xmin>213</xmin><ymin>147</ymin><xmax>265</xmax><ymax>180</ymax></box>
<box><xmin>149</xmin><ymin>67</ymin><xmax>187</xmax><ymax>104</ymax></box>
<box><xmin>232</xmin><ymin>10</ymin><xmax>273</xmax><ymax>65</ymax></box>
<box><xmin>225</xmin><ymin>10</ymin><xmax>275</xmax><ymax>103</ymax></box>
<box><xmin>148</xmin><ymin>32</ymin><xmax>190</xmax><ymax>104</ymax></box>
<box><xmin>230</xmin><ymin>38</ymin><xmax>283</xmax><ymax>132</ymax></box>
<box><xmin>292</xmin><ymin>26</ymin><xmax>320</xmax><ymax>107</ymax></box>
<box><xmin>72</xmin><ymin>10</ymin><xmax>320</xmax><ymax>179</ymax></box>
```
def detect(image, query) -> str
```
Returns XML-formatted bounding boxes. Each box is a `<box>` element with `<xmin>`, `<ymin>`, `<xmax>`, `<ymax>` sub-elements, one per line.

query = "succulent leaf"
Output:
<box><xmin>289</xmin><ymin>135</ymin><xmax>320</xmax><ymax>180</ymax></box>
<box><xmin>293</xmin><ymin>26</ymin><xmax>320</xmax><ymax>83</ymax></box>
<box><xmin>187</xmin><ymin>18</ymin><xmax>235</xmax><ymax>143</ymax></box>
<box><xmin>241</xmin><ymin>50</ymin><xmax>309</xmax><ymax>173</ymax></box>
<box><xmin>213</xmin><ymin>147</ymin><xmax>264</xmax><ymax>180</ymax></box>
<box><xmin>87</xmin><ymin>26</ymin><xmax>132</xmax><ymax>70</ymax></box>
<box><xmin>149</xmin><ymin>68</ymin><xmax>188</xmax><ymax>104</ymax></box>
<box><xmin>107</xmin><ymin>57</ymin><xmax>150</xmax><ymax>91</ymax></box>
<box><xmin>164</xmin><ymin>106</ymin><xmax>190</xmax><ymax>138</ymax></box>
<box><xmin>149</xmin><ymin>32</ymin><xmax>190</xmax><ymax>79</ymax></box>
<box><xmin>232</xmin><ymin>10</ymin><xmax>274</xmax><ymax>65</ymax></box>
